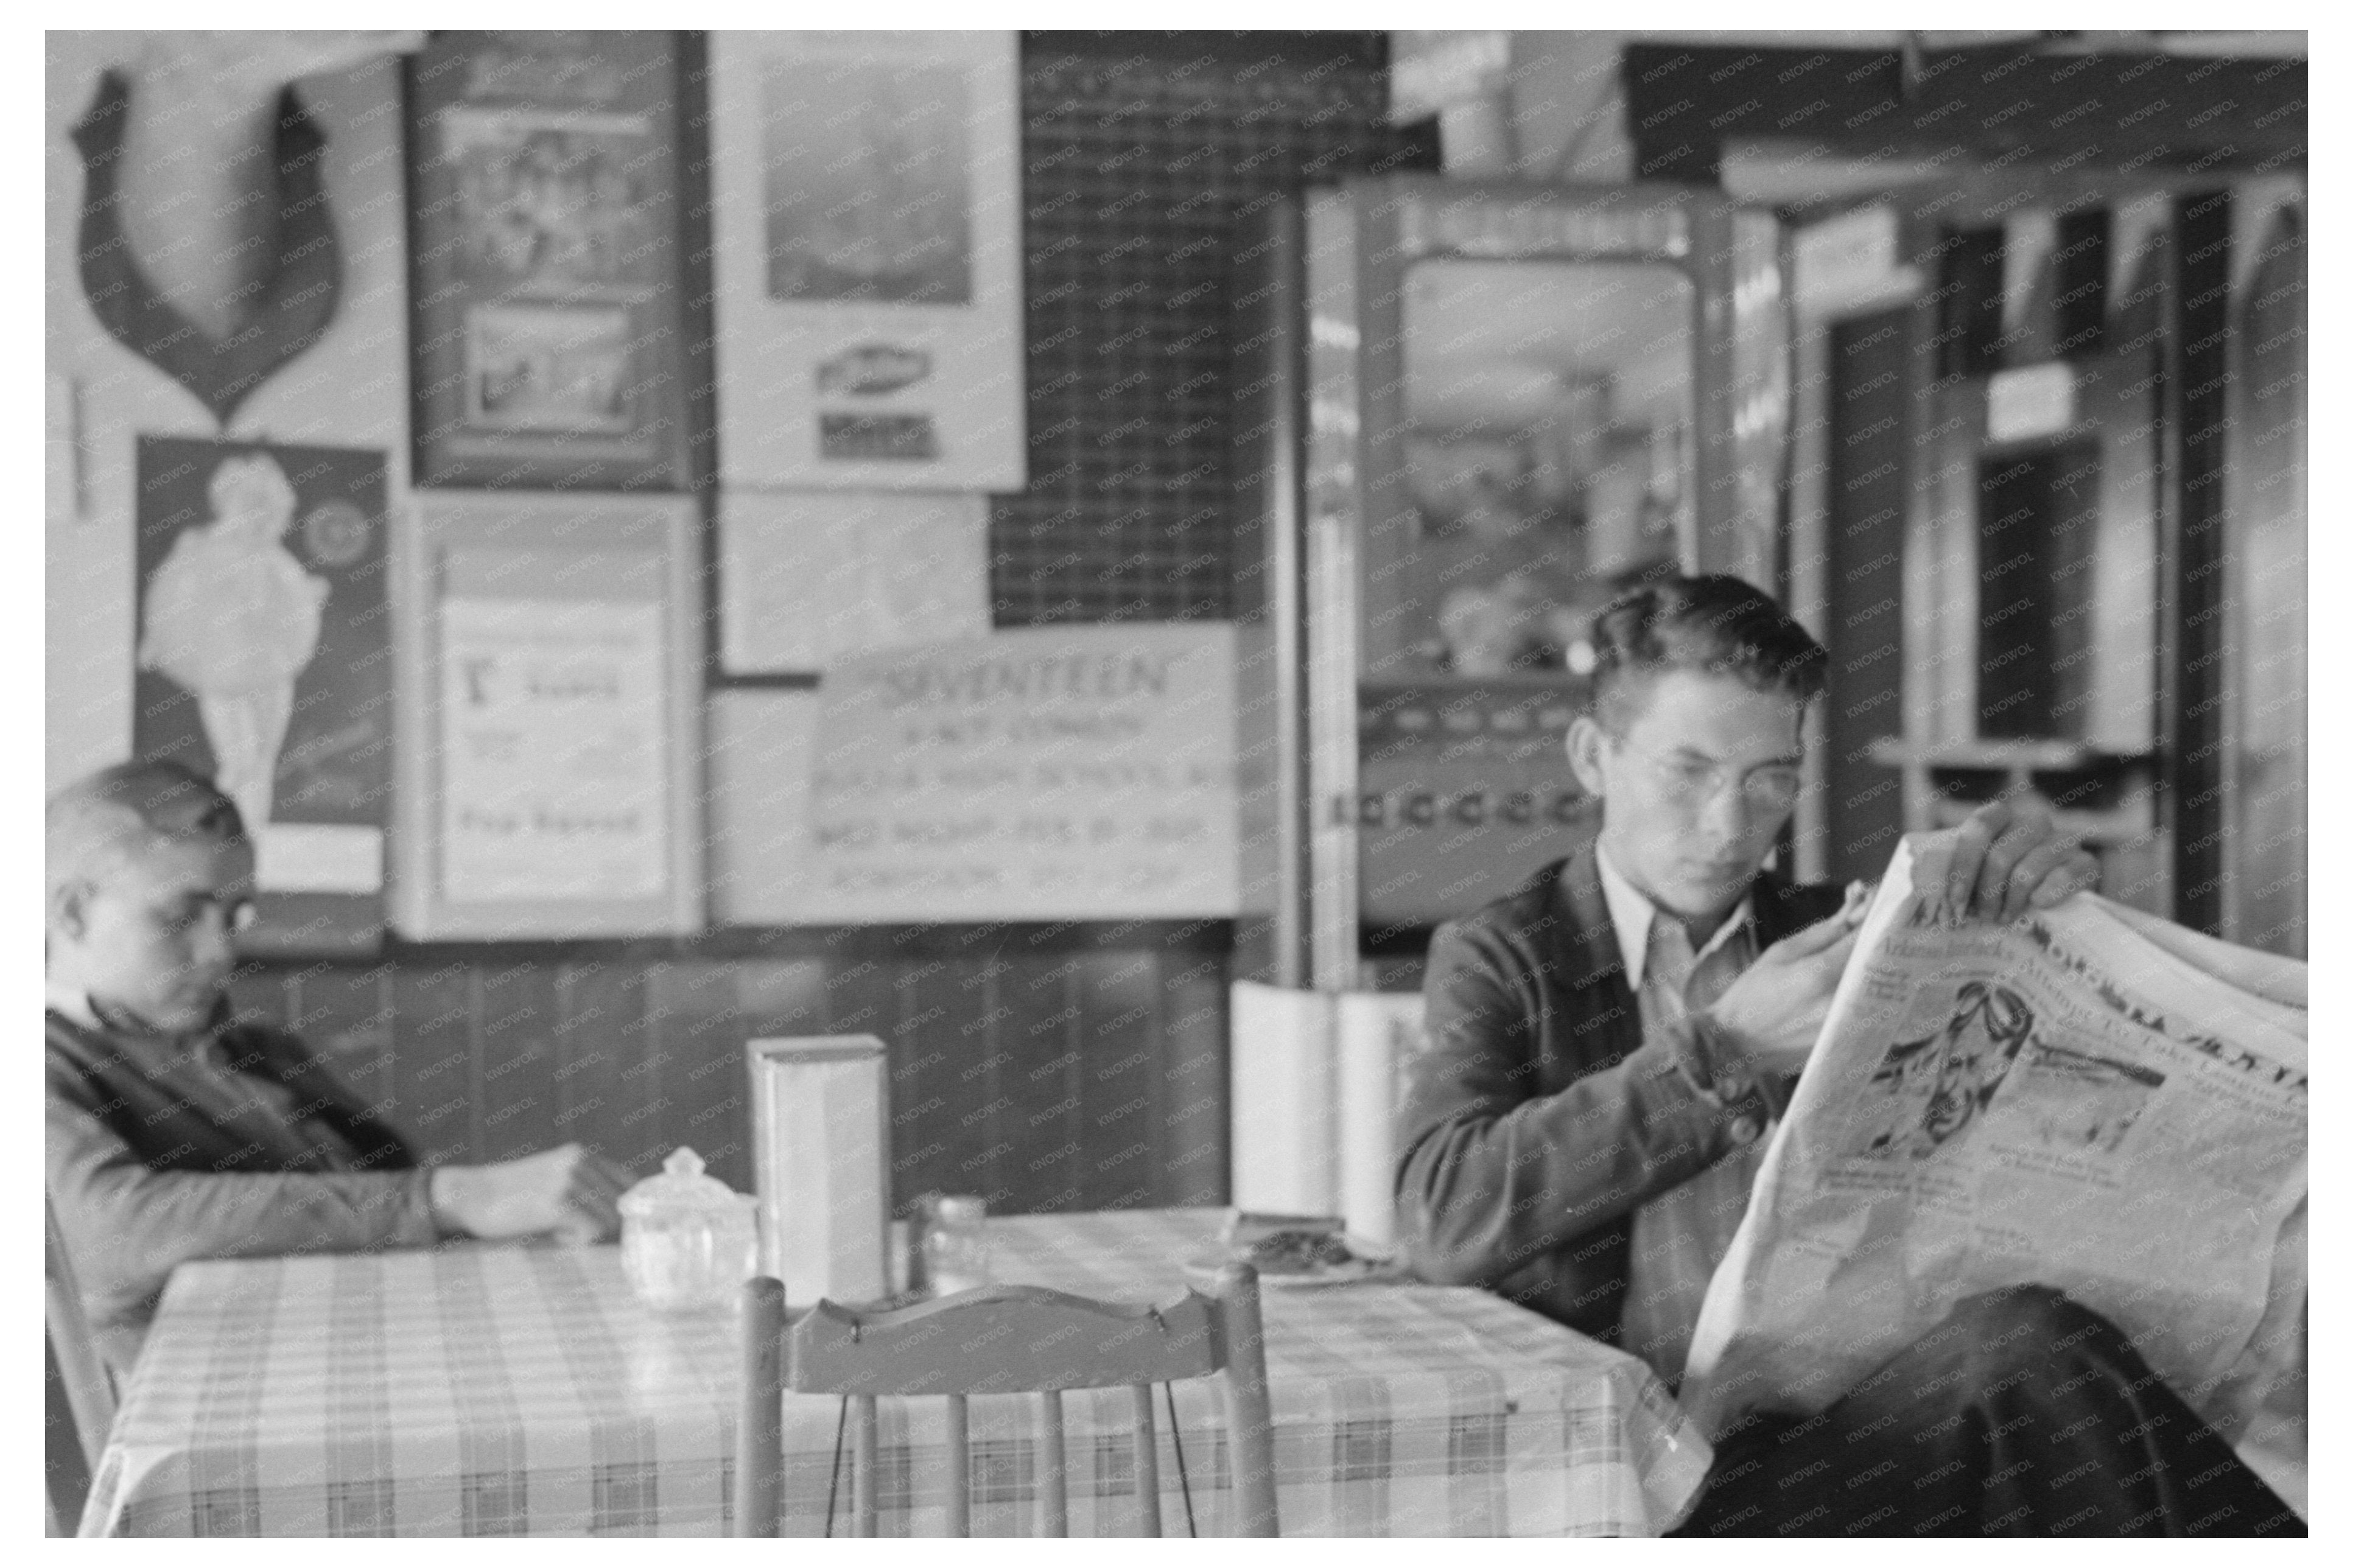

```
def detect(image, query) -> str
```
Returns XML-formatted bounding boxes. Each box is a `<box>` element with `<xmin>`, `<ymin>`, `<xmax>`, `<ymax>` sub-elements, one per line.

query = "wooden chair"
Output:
<box><xmin>734</xmin><ymin>1267</ymin><xmax>1279</xmax><ymax>1538</ymax></box>
<box><xmin>45</xmin><ymin>1195</ymin><xmax>117</xmax><ymax>1535</ymax></box>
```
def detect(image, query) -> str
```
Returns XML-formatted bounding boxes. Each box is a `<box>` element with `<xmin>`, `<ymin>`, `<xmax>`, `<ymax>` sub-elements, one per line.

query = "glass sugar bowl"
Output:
<box><xmin>619</xmin><ymin>1147</ymin><xmax>759</xmax><ymax>1314</ymax></box>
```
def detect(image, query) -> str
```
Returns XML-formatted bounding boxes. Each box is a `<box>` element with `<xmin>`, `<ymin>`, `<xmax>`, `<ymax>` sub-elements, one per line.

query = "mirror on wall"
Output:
<box><xmin>1387</xmin><ymin>257</ymin><xmax>1695</xmax><ymax>679</ymax></box>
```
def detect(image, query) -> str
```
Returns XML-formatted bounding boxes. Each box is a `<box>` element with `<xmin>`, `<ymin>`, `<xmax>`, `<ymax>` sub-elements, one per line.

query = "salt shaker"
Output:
<box><xmin>619</xmin><ymin>1147</ymin><xmax>760</xmax><ymax>1314</ymax></box>
<box><xmin>921</xmin><ymin>1194</ymin><xmax>994</xmax><ymax>1297</ymax></box>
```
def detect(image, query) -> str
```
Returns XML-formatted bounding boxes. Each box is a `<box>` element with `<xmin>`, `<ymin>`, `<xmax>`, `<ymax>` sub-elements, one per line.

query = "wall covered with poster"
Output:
<box><xmin>406</xmin><ymin>31</ymin><xmax>693</xmax><ymax>490</ymax></box>
<box><xmin>45</xmin><ymin>33</ymin><xmax>424</xmax><ymax>950</ymax></box>
<box><xmin>708</xmin><ymin>30</ymin><xmax>1027</xmax><ymax>491</ymax></box>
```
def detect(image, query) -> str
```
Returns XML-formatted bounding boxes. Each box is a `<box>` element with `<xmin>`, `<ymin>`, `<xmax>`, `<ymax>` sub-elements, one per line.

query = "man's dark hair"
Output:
<box><xmin>1587</xmin><ymin>573</ymin><xmax>1827</xmax><ymax>733</ymax></box>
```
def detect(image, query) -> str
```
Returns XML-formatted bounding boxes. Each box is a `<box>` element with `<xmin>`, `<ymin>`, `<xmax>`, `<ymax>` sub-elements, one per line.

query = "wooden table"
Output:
<box><xmin>82</xmin><ymin>1208</ymin><xmax>1709</xmax><ymax>1536</ymax></box>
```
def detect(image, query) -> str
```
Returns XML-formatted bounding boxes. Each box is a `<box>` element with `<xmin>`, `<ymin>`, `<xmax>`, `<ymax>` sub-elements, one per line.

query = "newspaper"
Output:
<box><xmin>1680</xmin><ymin>839</ymin><xmax>2307</xmax><ymax>1511</ymax></box>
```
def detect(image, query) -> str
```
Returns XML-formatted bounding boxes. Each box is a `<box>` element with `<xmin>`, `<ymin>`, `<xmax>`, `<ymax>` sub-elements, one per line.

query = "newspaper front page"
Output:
<box><xmin>1680</xmin><ymin>841</ymin><xmax>2307</xmax><ymax>1512</ymax></box>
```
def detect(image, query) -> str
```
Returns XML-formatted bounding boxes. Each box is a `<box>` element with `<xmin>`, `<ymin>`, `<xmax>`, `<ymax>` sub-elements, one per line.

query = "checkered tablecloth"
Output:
<box><xmin>82</xmin><ymin>1208</ymin><xmax>1710</xmax><ymax>1537</ymax></box>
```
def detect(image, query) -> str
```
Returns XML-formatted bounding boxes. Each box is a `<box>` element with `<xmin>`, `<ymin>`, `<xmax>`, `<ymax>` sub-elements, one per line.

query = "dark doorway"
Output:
<box><xmin>1820</xmin><ymin>306</ymin><xmax>1911</xmax><ymax>883</ymax></box>
<box><xmin>1976</xmin><ymin>442</ymin><xmax>2100</xmax><ymax>739</ymax></box>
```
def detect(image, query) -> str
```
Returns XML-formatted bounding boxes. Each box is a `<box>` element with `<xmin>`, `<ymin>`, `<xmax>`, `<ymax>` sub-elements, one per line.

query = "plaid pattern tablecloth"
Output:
<box><xmin>82</xmin><ymin>1208</ymin><xmax>1711</xmax><ymax>1537</ymax></box>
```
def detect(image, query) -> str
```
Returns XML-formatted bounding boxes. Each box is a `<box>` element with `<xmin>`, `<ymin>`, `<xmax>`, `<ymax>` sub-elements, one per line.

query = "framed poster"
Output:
<box><xmin>717</xmin><ymin>489</ymin><xmax>990</xmax><ymax>675</ymax></box>
<box><xmin>132</xmin><ymin>438</ymin><xmax>390</xmax><ymax>955</ymax></box>
<box><xmin>407</xmin><ymin>31</ymin><xmax>689</xmax><ymax>489</ymax></box>
<box><xmin>710</xmin><ymin>31</ymin><xmax>1026</xmax><ymax>491</ymax></box>
<box><xmin>395</xmin><ymin>492</ymin><xmax>702</xmax><ymax>938</ymax></box>
<box><xmin>799</xmin><ymin>624</ymin><xmax>1241</xmax><ymax>922</ymax></box>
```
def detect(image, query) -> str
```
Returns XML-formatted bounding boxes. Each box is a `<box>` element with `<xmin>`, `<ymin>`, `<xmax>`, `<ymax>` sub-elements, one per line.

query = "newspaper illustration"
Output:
<box><xmin>1680</xmin><ymin>838</ymin><xmax>2307</xmax><ymax>1510</ymax></box>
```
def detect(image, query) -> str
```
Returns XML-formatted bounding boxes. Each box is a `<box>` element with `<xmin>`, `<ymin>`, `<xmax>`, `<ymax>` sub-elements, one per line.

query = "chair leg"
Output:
<box><xmin>1130</xmin><ymin>1384</ymin><xmax>1162</xmax><ymax>1538</ymax></box>
<box><xmin>1037</xmin><ymin>1390</ymin><xmax>1068</xmax><ymax>1538</ymax></box>
<box><xmin>944</xmin><ymin>1393</ymin><xmax>970</xmax><ymax>1536</ymax></box>
<box><xmin>852</xmin><ymin>1394</ymin><xmax>879</xmax><ymax>1537</ymax></box>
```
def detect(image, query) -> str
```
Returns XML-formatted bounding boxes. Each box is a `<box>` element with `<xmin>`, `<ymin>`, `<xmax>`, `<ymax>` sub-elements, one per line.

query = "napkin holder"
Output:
<box><xmin>745</xmin><ymin>1034</ymin><xmax>891</xmax><ymax>1303</ymax></box>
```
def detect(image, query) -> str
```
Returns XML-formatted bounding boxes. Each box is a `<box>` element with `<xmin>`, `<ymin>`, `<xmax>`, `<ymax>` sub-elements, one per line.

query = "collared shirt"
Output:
<box><xmin>1593</xmin><ymin>842</ymin><xmax>1774</xmax><ymax>1386</ymax></box>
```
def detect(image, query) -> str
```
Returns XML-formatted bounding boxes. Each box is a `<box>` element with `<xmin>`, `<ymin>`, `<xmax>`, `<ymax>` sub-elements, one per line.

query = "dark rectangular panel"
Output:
<box><xmin>1821</xmin><ymin>307</ymin><xmax>1912</xmax><ymax>884</ymax></box>
<box><xmin>1937</xmin><ymin>228</ymin><xmax>2006</xmax><ymax>381</ymax></box>
<box><xmin>2162</xmin><ymin>189</ymin><xmax>2236</xmax><ymax>935</ymax></box>
<box><xmin>1976</xmin><ymin>452</ymin><xmax>2058</xmax><ymax>737</ymax></box>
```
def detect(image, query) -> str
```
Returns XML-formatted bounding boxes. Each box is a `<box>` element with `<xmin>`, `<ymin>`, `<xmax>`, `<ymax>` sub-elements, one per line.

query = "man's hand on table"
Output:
<box><xmin>1706</xmin><ymin>800</ymin><xmax>2097</xmax><ymax>1080</ymax></box>
<box><xmin>429</xmin><ymin>1143</ymin><xmax>632</xmax><ymax>1245</ymax></box>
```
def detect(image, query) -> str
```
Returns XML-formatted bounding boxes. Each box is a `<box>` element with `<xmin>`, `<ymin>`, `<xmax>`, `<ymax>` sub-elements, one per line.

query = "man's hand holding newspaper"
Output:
<box><xmin>1681</xmin><ymin>822</ymin><xmax>2307</xmax><ymax>1519</ymax></box>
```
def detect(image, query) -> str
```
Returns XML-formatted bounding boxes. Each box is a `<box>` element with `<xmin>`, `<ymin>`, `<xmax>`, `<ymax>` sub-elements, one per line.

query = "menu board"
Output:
<box><xmin>803</xmin><ymin>624</ymin><xmax>1240</xmax><ymax>921</ymax></box>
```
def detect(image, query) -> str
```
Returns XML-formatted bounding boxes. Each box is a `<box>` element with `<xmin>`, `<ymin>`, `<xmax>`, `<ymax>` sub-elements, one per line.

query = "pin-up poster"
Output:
<box><xmin>710</xmin><ymin>31</ymin><xmax>1026</xmax><ymax>491</ymax></box>
<box><xmin>132</xmin><ymin>437</ymin><xmax>388</xmax><ymax>952</ymax></box>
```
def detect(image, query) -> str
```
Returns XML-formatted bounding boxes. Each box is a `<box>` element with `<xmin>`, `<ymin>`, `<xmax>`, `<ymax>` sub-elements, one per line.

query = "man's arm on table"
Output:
<box><xmin>1393</xmin><ymin>917</ymin><xmax>1762</xmax><ymax>1289</ymax></box>
<box><xmin>44</xmin><ymin>1085</ymin><xmax>443</xmax><ymax>1331</ymax></box>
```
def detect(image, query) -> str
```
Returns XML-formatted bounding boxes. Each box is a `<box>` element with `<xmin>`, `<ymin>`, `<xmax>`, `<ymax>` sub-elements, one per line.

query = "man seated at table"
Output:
<box><xmin>1394</xmin><ymin>574</ymin><xmax>2302</xmax><ymax>1537</ymax></box>
<box><xmin>46</xmin><ymin>760</ymin><xmax>633</xmax><ymax>1374</ymax></box>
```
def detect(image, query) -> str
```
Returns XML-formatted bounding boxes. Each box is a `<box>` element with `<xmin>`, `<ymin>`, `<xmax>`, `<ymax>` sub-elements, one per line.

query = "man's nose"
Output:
<box><xmin>1695</xmin><ymin>775</ymin><xmax>1753</xmax><ymax>844</ymax></box>
<box><xmin>187</xmin><ymin>910</ymin><xmax>239</xmax><ymax>972</ymax></box>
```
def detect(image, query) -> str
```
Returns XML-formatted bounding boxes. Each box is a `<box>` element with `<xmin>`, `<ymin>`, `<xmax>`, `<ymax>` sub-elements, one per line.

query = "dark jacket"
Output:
<box><xmin>1393</xmin><ymin>835</ymin><xmax>1844</xmax><ymax>1345</ymax></box>
<box><xmin>46</xmin><ymin>1003</ymin><xmax>440</xmax><ymax>1373</ymax></box>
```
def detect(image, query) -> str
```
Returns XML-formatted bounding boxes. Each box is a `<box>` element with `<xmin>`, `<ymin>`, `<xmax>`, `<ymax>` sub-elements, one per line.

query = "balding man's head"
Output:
<box><xmin>47</xmin><ymin>760</ymin><xmax>247</xmax><ymax>904</ymax></box>
<box><xmin>47</xmin><ymin>761</ymin><xmax>254</xmax><ymax>1035</ymax></box>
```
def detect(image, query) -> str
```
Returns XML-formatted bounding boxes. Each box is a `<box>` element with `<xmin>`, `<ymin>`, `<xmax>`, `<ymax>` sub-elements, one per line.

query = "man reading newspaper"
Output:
<box><xmin>1394</xmin><ymin>575</ymin><xmax>2303</xmax><ymax>1536</ymax></box>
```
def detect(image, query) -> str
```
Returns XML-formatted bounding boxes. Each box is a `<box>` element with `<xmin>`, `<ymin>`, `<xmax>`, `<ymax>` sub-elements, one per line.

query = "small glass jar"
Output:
<box><xmin>919</xmin><ymin>1194</ymin><xmax>993</xmax><ymax>1297</ymax></box>
<box><xmin>619</xmin><ymin>1147</ymin><xmax>759</xmax><ymax>1314</ymax></box>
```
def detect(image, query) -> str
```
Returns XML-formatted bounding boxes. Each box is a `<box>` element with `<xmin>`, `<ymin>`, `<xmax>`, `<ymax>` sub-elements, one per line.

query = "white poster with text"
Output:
<box><xmin>439</xmin><ymin>596</ymin><xmax>669</xmax><ymax>903</ymax></box>
<box><xmin>806</xmin><ymin>623</ymin><xmax>1239</xmax><ymax>920</ymax></box>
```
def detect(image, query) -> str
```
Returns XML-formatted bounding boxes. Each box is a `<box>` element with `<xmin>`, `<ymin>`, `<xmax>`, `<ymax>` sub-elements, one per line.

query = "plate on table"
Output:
<box><xmin>1182</xmin><ymin>1232</ymin><xmax>1399</xmax><ymax>1290</ymax></box>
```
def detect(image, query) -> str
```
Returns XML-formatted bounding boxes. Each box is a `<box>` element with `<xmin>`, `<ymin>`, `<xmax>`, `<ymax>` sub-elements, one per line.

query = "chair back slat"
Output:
<box><xmin>44</xmin><ymin>1195</ymin><xmax>116</xmax><ymax>1474</ymax></box>
<box><xmin>944</xmin><ymin>1393</ymin><xmax>970</xmax><ymax>1536</ymax></box>
<box><xmin>1128</xmin><ymin>1384</ymin><xmax>1162</xmax><ymax>1537</ymax></box>
<box><xmin>790</xmin><ymin>1283</ymin><xmax>1219</xmax><ymax>1395</ymax></box>
<box><xmin>1037</xmin><ymin>1389</ymin><xmax>1068</xmax><ymax>1537</ymax></box>
<box><xmin>852</xmin><ymin>1393</ymin><xmax>880</xmax><ymax>1536</ymax></box>
<box><xmin>734</xmin><ymin>1277</ymin><xmax>785</xmax><ymax>1537</ymax></box>
<box><xmin>735</xmin><ymin>1262</ymin><xmax>1279</xmax><ymax>1537</ymax></box>
<box><xmin>1214</xmin><ymin>1264</ymin><xmax>1279</xmax><ymax>1538</ymax></box>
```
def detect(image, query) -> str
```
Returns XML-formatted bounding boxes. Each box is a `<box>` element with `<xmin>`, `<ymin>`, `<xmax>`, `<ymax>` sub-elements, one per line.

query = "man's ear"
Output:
<box><xmin>1565</xmin><ymin>716</ymin><xmax>1609</xmax><ymax>799</ymax></box>
<box><xmin>49</xmin><ymin>878</ymin><xmax>93</xmax><ymax>943</ymax></box>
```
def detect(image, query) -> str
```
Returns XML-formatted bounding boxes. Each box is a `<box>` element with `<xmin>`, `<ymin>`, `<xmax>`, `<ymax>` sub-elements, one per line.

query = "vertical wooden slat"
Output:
<box><xmin>1217</xmin><ymin>1264</ymin><xmax>1280</xmax><ymax>1537</ymax></box>
<box><xmin>476</xmin><ymin>961</ymin><xmax>559</xmax><ymax>1162</ymax></box>
<box><xmin>388</xmin><ymin>964</ymin><xmax>475</xmax><ymax>1164</ymax></box>
<box><xmin>654</xmin><ymin>960</ymin><xmax>747</xmax><ymax>1173</ymax></box>
<box><xmin>1129</xmin><ymin>1382</ymin><xmax>1162</xmax><ymax>1537</ymax></box>
<box><xmin>889</xmin><ymin>957</ymin><xmax>981</xmax><ymax>1213</ymax></box>
<box><xmin>290</xmin><ymin>965</ymin><xmax>395</xmax><ymax>1124</ymax></box>
<box><xmin>1037</xmin><ymin>1388</ymin><xmax>1068</xmax><ymax>1537</ymax></box>
<box><xmin>1161</xmin><ymin>948</ymin><xmax>1229</xmax><ymax>1208</ymax></box>
<box><xmin>997</xmin><ymin>951</ymin><xmax>1081</xmax><ymax>1213</ymax></box>
<box><xmin>852</xmin><ymin>1393</ymin><xmax>879</xmax><ymax>1537</ymax></box>
<box><xmin>553</xmin><ymin>958</ymin><xmax>648</xmax><ymax>1175</ymax></box>
<box><xmin>1075</xmin><ymin>952</ymin><xmax>1160</xmax><ymax>1211</ymax></box>
<box><xmin>944</xmin><ymin>1392</ymin><xmax>970</xmax><ymax>1536</ymax></box>
<box><xmin>734</xmin><ymin>1276</ymin><xmax>785</xmax><ymax>1538</ymax></box>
